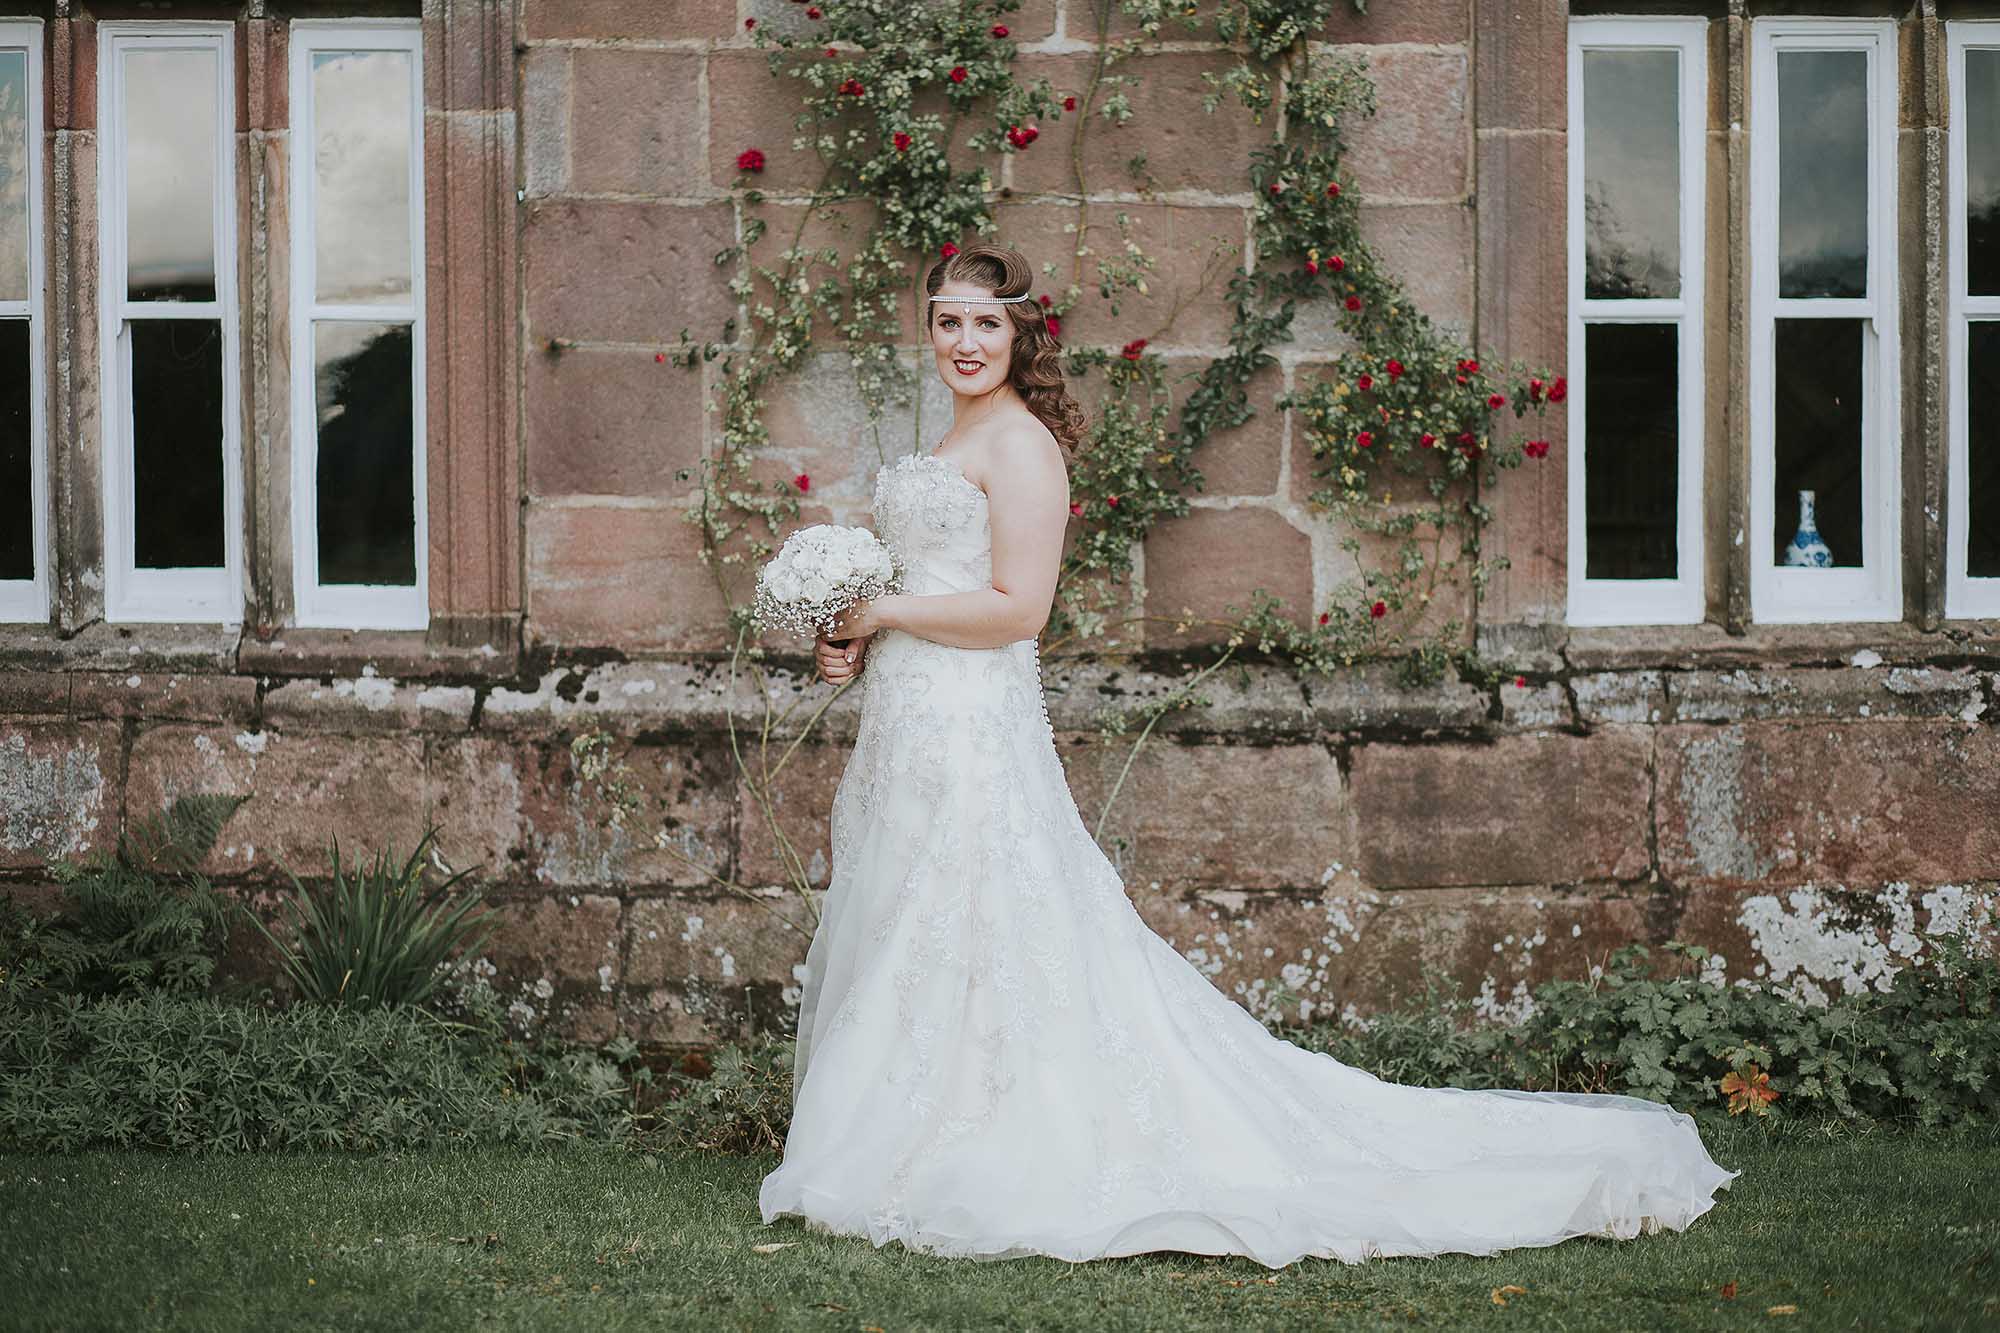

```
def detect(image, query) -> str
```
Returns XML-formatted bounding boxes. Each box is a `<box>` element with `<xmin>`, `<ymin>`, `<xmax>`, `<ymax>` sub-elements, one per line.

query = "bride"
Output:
<box><xmin>756</xmin><ymin>242</ymin><xmax>1739</xmax><ymax>1267</ymax></box>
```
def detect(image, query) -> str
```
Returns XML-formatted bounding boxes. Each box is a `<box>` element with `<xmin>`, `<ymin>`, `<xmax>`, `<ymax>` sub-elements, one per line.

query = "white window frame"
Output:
<box><xmin>1748</xmin><ymin>18</ymin><xmax>1901</xmax><ymax>623</ymax></box>
<box><xmin>97</xmin><ymin>22</ymin><xmax>243</xmax><ymax>624</ymax></box>
<box><xmin>288</xmin><ymin>20</ymin><xmax>428</xmax><ymax>630</ymax></box>
<box><xmin>0</xmin><ymin>21</ymin><xmax>46</xmax><ymax>623</ymax></box>
<box><xmin>1566</xmin><ymin>17</ymin><xmax>1708</xmax><ymax>626</ymax></box>
<box><xmin>1947</xmin><ymin>20</ymin><xmax>2000</xmax><ymax>619</ymax></box>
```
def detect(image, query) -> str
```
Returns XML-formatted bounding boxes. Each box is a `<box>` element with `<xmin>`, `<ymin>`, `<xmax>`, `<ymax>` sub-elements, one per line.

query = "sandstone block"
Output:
<box><xmin>524</xmin><ymin>500</ymin><xmax>731</xmax><ymax>652</ymax></box>
<box><xmin>1669</xmin><ymin>666</ymin><xmax>1989</xmax><ymax>724</ymax></box>
<box><xmin>0</xmin><ymin>724</ymin><xmax>118</xmax><ymax>869</ymax></box>
<box><xmin>995</xmin><ymin>201</ymin><xmax>1244</xmax><ymax>349</ymax></box>
<box><xmin>570</xmin><ymin>50</ymin><xmax>709</xmax><ymax>196</ymax></box>
<box><xmin>65</xmin><ymin>672</ymin><xmax>258</xmax><ymax>724</ymax></box>
<box><xmin>527</xmin><ymin>0</ymin><xmax>739</xmax><ymax>40</ymax></box>
<box><xmin>1143</xmin><ymin>506</ymin><xmax>1314</xmax><ymax>649</ymax></box>
<box><xmin>1574</xmin><ymin>671</ymin><xmax>1666</xmax><ymax>725</ymax></box>
<box><xmin>1010</xmin><ymin>52</ymin><xmax>1264</xmax><ymax>196</ymax></box>
<box><xmin>735</xmin><ymin>743</ymin><xmax>846</xmax><ymax>889</ymax></box>
<box><xmin>1350</xmin><ymin>729</ymin><xmax>1653</xmax><ymax>886</ymax></box>
<box><xmin>524</xmin><ymin>200</ymin><xmax>737</xmax><ymax>345</ymax></box>
<box><xmin>1657</xmin><ymin>722</ymin><xmax>2000</xmax><ymax>889</ymax></box>
<box><xmin>1343</xmin><ymin>48</ymin><xmax>1471</xmax><ymax>202</ymax></box>
<box><xmin>526</xmin><ymin>344</ymin><xmax>707</xmax><ymax>498</ymax></box>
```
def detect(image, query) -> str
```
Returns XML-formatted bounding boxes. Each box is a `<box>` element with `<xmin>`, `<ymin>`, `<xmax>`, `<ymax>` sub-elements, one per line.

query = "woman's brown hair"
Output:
<box><xmin>924</xmin><ymin>243</ymin><xmax>1088</xmax><ymax>462</ymax></box>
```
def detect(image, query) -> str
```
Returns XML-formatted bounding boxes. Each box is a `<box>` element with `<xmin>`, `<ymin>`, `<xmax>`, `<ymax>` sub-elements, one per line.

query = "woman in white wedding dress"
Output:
<box><xmin>756</xmin><ymin>243</ymin><xmax>1739</xmax><ymax>1267</ymax></box>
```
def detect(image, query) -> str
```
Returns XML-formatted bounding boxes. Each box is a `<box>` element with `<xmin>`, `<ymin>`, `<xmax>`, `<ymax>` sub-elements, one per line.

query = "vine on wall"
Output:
<box><xmin>623</xmin><ymin>0</ymin><xmax>1560</xmax><ymax>918</ymax></box>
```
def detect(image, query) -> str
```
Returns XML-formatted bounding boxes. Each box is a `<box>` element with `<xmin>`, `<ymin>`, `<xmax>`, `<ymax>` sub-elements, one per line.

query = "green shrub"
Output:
<box><xmin>248</xmin><ymin>826</ymin><xmax>499</xmax><ymax>1010</ymax></box>
<box><xmin>655</xmin><ymin>1032</ymin><xmax>795</xmax><ymax>1155</ymax></box>
<box><xmin>665</xmin><ymin>933</ymin><xmax>2000</xmax><ymax>1151</ymax></box>
<box><xmin>2</xmin><ymin>794</ymin><xmax>248</xmax><ymax>1008</ymax></box>
<box><xmin>0</xmin><ymin>990</ymin><xmax>644</xmax><ymax>1153</ymax></box>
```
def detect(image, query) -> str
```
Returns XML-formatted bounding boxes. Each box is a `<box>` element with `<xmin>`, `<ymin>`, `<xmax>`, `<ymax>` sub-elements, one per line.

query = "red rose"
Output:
<box><xmin>1318</xmin><ymin>611</ymin><xmax>1330</xmax><ymax>625</ymax></box>
<box><xmin>1528</xmin><ymin>377</ymin><xmax>1545</xmax><ymax>401</ymax></box>
<box><xmin>1386</xmin><ymin>359</ymin><xmax>1404</xmax><ymax>378</ymax></box>
<box><xmin>1344</xmin><ymin>295</ymin><xmax>1362</xmax><ymax>312</ymax></box>
<box><xmin>1370</xmin><ymin>600</ymin><xmax>1387</xmax><ymax>620</ymax></box>
<box><xmin>1548</xmin><ymin>377</ymin><xmax>1567</xmax><ymax>402</ymax></box>
<box><xmin>991</xmin><ymin>24</ymin><xmax>1010</xmax><ymax>37</ymax></box>
<box><xmin>1326</xmin><ymin>181</ymin><xmax>1340</xmax><ymax>197</ymax></box>
<box><xmin>1458</xmin><ymin>359</ymin><xmax>1480</xmax><ymax>373</ymax></box>
<box><xmin>1524</xmin><ymin>439</ymin><xmax>1551</xmax><ymax>459</ymax></box>
<box><xmin>1120</xmin><ymin>338</ymin><xmax>1147</xmax><ymax>360</ymax></box>
<box><xmin>1269</xmin><ymin>182</ymin><xmax>1283</xmax><ymax>195</ymax></box>
<box><xmin>1419</xmin><ymin>432</ymin><xmax>1436</xmax><ymax>448</ymax></box>
<box><xmin>940</xmin><ymin>241</ymin><xmax>959</xmax><ymax>258</ymax></box>
<box><xmin>839</xmin><ymin>77</ymin><xmax>865</xmax><ymax>96</ymax></box>
<box><xmin>824</xmin><ymin>46</ymin><xmax>837</xmax><ymax>57</ymax></box>
<box><xmin>736</xmin><ymin>148</ymin><xmax>766</xmax><ymax>173</ymax></box>
<box><xmin>1328</xmin><ymin>256</ymin><xmax>1344</xmax><ymax>271</ymax></box>
<box><xmin>1069</xmin><ymin>501</ymin><xmax>1083</xmax><ymax>516</ymax></box>
<box><xmin>1106</xmin><ymin>494</ymin><xmax>1120</xmax><ymax>507</ymax></box>
<box><xmin>1357</xmin><ymin>373</ymin><xmax>1374</xmax><ymax>391</ymax></box>
<box><xmin>654</xmin><ymin>352</ymin><xmax>665</xmax><ymax>364</ymax></box>
<box><xmin>1487</xmin><ymin>392</ymin><xmax>1506</xmax><ymax>409</ymax></box>
<box><xmin>1045</xmin><ymin>315</ymin><xmax>1061</xmax><ymax>338</ymax></box>
<box><xmin>1514</xmin><ymin>674</ymin><xmax>1527</xmax><ymax>688</ymax></box>
<box><xmin>745</xmin><ymin>17</ymin><xmax>756</xmax><ymax>29</ymax></box>
<box><xmin>950</xmin><ymin>65</ymin><xmax>968</xmax><ymax>83</ymax></box>
<box><xmin>1006</xmin><ymin>124</ymin><xmax>1040</xmax><ymax>148</ymax></box>
<box><xmin>1039</xmin><ymin>294</ymin><xmax>1053</xmax><ymax>307</ymax></box>
<box><xmin>1304</xmin><ymin>259</ymin><xmax>1319</xmax><ymax>275</ymax></box>
<box><xmin>1063</xmin><ymin>95</ymin><xmax>1077</xmax><ymax>111</ymax></box>
<box><xmin>794</xmin><ymin>473</ymin><xmax>811</xmax><ymax>493</ymax></box>
<box><xmin>805</xmin><ymin>5</ymin><xmax>822</xmax><ymax>17</ymax></box>
<box><xmin>893</xmin><ymin>131</ymin><xmax>912</xmax><ymax>152</ymax></box>
<box><xmin>1356</xmin><ymin>430</ymin><xmax>1373</xmax><ymax>448</ymax></box>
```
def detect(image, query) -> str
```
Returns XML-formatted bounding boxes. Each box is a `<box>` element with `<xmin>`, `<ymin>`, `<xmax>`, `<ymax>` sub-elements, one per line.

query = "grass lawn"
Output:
<box><xmin>3</xmin><ymin>1119</ymin><xmax>1997</xmax><ymax>1332</ymax></box>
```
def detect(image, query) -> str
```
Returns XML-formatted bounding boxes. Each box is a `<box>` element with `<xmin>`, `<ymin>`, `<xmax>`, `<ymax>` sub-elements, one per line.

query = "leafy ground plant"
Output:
<box><xmin>247</xmin><ymin>826</ymin><xmax>498</xmax><ymax>1010</ymax></box>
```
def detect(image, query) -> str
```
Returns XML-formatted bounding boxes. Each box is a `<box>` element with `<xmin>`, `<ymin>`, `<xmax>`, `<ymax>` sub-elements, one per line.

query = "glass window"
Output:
<box><xmin>0</xmin><ymin>30</ymin><xmax>44</xmax><ymax>623</ymax></box>
<box><xmin>100</xmin><ymin>25</ymin><xmax>241</xmax><ymax>623</ymax></box>
<box><xmin>289</xmin><ymin>24</ymin><xmax>426</xmax><ymax>629</ymax></box>
<box><xmin>1950</xmin><ymin>25</ymin><xmax>2000</xmax><ymax>616</ymax></box>
<box><xmin>1749</xmin><ymin>20</ymin><xmax>1900</xmax><ymax>623</ymax></box>
<box><xmin>1567</xmin><ymin>19</ymin><xmax>1707</xmax><ymax>626</ymax></box>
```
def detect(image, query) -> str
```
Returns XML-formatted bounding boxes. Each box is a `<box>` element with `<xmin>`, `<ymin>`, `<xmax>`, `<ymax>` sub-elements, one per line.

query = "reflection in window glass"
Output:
<box><xmin>1583</xmin><ymin>50</ymin><xmax>1680</xmax><ymax>300</ymax></box>
<box><xmin>1971</xmin><ymin>322</ymin><xmax>2000</xmax><ymax>578</ymax></box>
<box><xmin>130</xmin><ymin>319</ymin><xmax>224</xmax><ymax>568</ymax></box>
<box><xmin>0</xmin><ymin>319</ymin><xmax>27</xmax><ymax>580</ymax></box>
<box><xmin>1970</xmin><ymin>49</ymin><xmax>2000</xmax><ymax>296</ymax></box>
<box><xmin>313</xmin><ymin>51</ymin><xmax>413</xmax><ymax>305</ymax></box>
<box><xmin>0</xmin><ymin>52</ymin><xmax>28</xmax><ymax>304</ymax></box>
<box><xmin>124</xmin><ymin>48</ymin><xmax>218</xmax><ymax>304</ymax></box>
<box><xmin>1584</xmin><ymin>323</ymin><xmax>1680</xmax><ymax>579</ymax></box>
<box><xmin>1772</xmin><ymin>319</ymin><xmax>1864</xmax><ymax>568</ymax></box>
<box><xmin>1778</xmin><ymin>50</ymin><xmax>1868</xmax><ymax>299</ymax></box>
<box><xmin>314</xmin><ymin>322</ymin><xmax>415</xmax><ymax>586</ymax></box>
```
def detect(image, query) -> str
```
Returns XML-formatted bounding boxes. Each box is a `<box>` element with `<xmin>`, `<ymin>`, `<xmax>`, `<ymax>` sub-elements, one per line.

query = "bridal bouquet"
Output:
<box><xmin>750</xmin><ymin>524</ymin><xmax>901</xmax><ymax>640</ymax></box>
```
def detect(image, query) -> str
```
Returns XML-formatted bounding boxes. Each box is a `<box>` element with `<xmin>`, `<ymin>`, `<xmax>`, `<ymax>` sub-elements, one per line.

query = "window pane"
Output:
<box><xmin>1582</xmin><ymin>49</ymin><xmax>1680</xmax><ymax>300</ymax></box>
<box><xmin>1777</xmin><ymin>49</ymin><xmax>1868</xmax><ymax>299</ymax></box>
<box><xmin>314</xmin><ymin>321</ymin><xmax>415</xmax><ymax>586</ymax></box>
<box><xmin>1584</xmin><ymin>323</ymin><xmax>1680</xmax><ymax>579</ymax></box>
<box><xmin>1970</xmin><ymin>321</ymin><xmax>2000</xmax><ymax>578</ymax></box>
<box><xmin>131</xmin><ymin>319</ymin><xmax>224</xmax><ymax>568</ymax></box>
<box><xmin>124</xmin><ymin>48</ymin><xmax>218</xmax><ymax>304</ymax></box>
<box><xmin>312</xmin><ymin>50</ymin><xmax>413</xmax><ymax>305</ymax></box>
<box><xmin>1772</xmin><ymin>318</ymin><xmax>1864</xmax><ymax>568</ymax></box>
<box><xmin>1969</xmin><ymin>49</ymin><xmax>2000</xmax><ymax>297</ymax></box>
<box><xmin>0</xmin><ymin>319</ymin><xmax>28</xmax><ymax>580</ymax></box>
<box><xmin>0</xmin><ymin>52</ymin><xmax>29</xmax><ymax>303</ymax></box>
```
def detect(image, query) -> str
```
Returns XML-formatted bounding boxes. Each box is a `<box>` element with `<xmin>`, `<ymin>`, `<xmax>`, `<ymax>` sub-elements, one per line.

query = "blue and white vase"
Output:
<box><xmin>1782</xmin><ymin>489</ymin><xmax>1834</xmax><ymax>568</ymax></box>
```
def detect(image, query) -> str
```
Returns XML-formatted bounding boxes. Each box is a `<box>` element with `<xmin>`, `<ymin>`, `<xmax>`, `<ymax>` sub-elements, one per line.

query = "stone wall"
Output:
<box><xmin>4</xmin><ymin>1</ymin><xmax>1999</xmax><ymax>1048</ymax></box>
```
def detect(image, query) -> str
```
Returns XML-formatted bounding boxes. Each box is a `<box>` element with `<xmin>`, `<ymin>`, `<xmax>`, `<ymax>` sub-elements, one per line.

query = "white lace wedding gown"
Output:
<box><xmin>757</xmin><ymin>449</ymin><xmax>1740</xmax><ymax>1267</ymax></box>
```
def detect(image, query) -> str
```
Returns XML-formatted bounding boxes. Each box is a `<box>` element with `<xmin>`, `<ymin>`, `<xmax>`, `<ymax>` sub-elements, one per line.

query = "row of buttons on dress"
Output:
<box><xmin>1029</xmin><ymin>638</ymin><xmax>1055</xmax><ymax>739</ymax></box>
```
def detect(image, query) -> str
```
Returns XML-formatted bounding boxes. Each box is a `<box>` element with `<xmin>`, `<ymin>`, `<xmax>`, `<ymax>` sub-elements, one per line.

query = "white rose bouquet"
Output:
<box><xmin>751</xmin><ymin>524</ymin><xmax>901</xmax><ymax>640</ymax></box>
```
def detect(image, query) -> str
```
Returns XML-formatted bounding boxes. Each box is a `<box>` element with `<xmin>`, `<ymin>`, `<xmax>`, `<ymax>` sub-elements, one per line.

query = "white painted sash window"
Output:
<box><xmin>1948</xmin><ymin>21</ymin><xmax>2000</xmax><ymax>619</ymax></box>
<box><xmin>0</xmin><ymin>24</ymin><xmax>44</xmax><ymax>624</ymax></box>
<box><xmin>98</xmin><ymin>23</ymin><xmax>244</xmax><ymax>624</ymax></box>
<box><xmin>1566</xmin><ymin>17</ymin><xmax>1707</xmax><ymax>626</ymax></box>
<box><xmin>288</xmin><ymin>22</ymin><xmax>428</xmax><ymax>630</ymax></box>
<box><xmin>1748</xmin><ymin>19</ymin><xmax>1900</xmax><ymax>623</ymax></box>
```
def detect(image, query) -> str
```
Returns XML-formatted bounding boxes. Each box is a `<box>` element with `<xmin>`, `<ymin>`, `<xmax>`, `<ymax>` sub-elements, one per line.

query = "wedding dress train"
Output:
<box><xmin>757</xmin><ymin>449</ymin><xmax>1739</xmax><ymax>1267</ymax></box>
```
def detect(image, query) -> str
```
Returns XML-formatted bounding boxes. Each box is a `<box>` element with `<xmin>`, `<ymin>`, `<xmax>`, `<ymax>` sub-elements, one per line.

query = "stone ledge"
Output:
<box><xmin>1564</xmin><ymin>620</ymin><xmax>2000</xmax><ymax>671</ymax></box>
<box><xmin>1668</xmin><ymin>666</ymin><xmax>1989</xmax><ymax>724</ymax></box>
<box><xmin>0</xmin><ymin>621</ymin><xmax>522</xmax><ymax>679</ymax></box>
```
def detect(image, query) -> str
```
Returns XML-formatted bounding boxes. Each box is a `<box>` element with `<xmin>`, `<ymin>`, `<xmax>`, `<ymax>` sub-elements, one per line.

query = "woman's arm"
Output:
<box><xmin>833</xmin><ymin>426</ymin><xmax>1070</xmax><ymax>650</ymax></box>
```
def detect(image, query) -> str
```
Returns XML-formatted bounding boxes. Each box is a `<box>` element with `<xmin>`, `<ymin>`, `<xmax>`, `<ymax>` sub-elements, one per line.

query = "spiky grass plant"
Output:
<box><xmin>249</xmin><ymin>826</ymin><xmax>498</xmax><ymax>1010</ymax></box>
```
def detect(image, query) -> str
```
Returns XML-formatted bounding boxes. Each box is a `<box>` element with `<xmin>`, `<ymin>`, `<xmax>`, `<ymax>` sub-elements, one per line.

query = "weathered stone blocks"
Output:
<box><xmin>523</xmin><ymin>200</ymin><xmax>736</xmax><ymax>344</ymax></box>
<box><xmin>1143</xmin><ymin>506</ymin><xmax>1314</xmax><ymax>649</ymax></box>
<box><xmin>0</xmin><ymin>724</ymin><xmax>117</xmax><ymax>869</ymax></box>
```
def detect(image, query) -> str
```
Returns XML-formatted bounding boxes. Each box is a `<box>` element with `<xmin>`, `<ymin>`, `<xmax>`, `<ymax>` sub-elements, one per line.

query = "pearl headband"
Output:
<box><xmin>928</xmin><ymin>292</ymin><xmax>1035</xmax><ymax>318</ymax></box>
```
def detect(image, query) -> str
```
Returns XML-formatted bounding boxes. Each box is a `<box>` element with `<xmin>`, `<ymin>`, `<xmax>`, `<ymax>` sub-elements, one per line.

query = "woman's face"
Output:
<box><xmin>929</xmin><ymin>281</ymin><xmax>1014</xmax><ymax>397</ymax></box>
